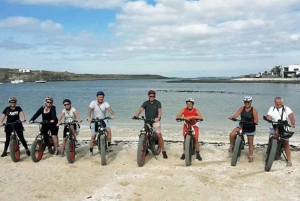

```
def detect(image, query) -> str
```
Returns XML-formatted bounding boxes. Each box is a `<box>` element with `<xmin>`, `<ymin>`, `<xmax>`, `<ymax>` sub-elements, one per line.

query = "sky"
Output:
<box><xmin>0</xmin><ymin>0</ymin><xmax>300</xmax><ymax>77</ymax></box>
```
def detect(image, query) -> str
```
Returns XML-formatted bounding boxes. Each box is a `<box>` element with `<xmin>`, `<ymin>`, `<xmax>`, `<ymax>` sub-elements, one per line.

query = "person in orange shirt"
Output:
<box><xmin>176</xmin><ymin>98</ymin><xmax>203</xmax><ymax>161</ymax></box>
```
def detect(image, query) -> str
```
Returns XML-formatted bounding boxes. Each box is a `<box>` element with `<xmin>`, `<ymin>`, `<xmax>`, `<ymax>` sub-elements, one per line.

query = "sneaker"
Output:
<box><xmin>26</xmin><ymin>150</ymin><xmax>31</xmax><ymax>156</ymax></box>
<box><xmin>1</xmin><ymin>152</ymin><xmax>8</xmax><ymax>157</ymax></box>
<box><xmin>146</xmin><ymin>149</ymin><xmax>149</xmax><ymax>155</ymax></box>
<box><xmin>86</xmin><ymin>151</ymin><xmax>93</xmax><ymax>158</ymax></box>
<box><xmin>228</xmin><ymin>146</ymin><xmax>233</xmax><ymax>152</ymax></box>
<box><xmin>287</xmin><ymin>161</ymin><xmax>292</xmax><ymax>167</ymax></box>
<box><xmin>196</xmin><ymin>154</ymin><xmax>202</xmax><ymax>161</ymax></box>
<box><xmin>180</xmin><ymin>154</ymin><xmax>185</xmax><ymax>160</ymax></box>
<box><xmin>53</xmin><ymin>150</ymin><xmax>60</xmax><ymax>156</ymax></box>
<box><xmin>162</xmin><ymin>151</ymin><xmax>168</xmax><ymax>159</ymax></box>
<box><xmin>248</xmin><ymin>156</ymin><xmax>253</xmax><ymax>163</ymax></box>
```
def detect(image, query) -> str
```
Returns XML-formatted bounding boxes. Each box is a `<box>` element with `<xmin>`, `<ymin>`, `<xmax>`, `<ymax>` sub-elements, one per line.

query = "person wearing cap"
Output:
<box><xmin>57</xmin><ymin>99</ymin><xmax>82</xmax><ymax>157</ymax></box>
<box><xmin>0</xmin><ymin>97</ymin><xmax>30</xmax><ymax>157</ymax></box>
<box><xmin>228</xmin><ymin>96</ymin><xmax>258</xmax><ymax>162</ymax></box>
<box><xmin>176</xmin><ymin>98</ymin><xmax>203</xmax><ymax>161</ymax></box>
<box><xmin>29</xmin><ymin>96</ymin><xmax>60</xmax><ymax>156</ymax></box>
<box><xmin>133</xmin><ymin>90</ymin><xmax>168</xmax><ymax>159</ymax></box>
<box><xmin>86</xmin><ymin>91</ymin><xmax>115</xmax><ymax>157</ymax></box>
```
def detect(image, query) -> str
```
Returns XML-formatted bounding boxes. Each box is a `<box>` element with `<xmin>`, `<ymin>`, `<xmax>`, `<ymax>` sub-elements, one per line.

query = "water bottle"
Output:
<box><xmin>269</xmin><ymin>126</ymin><xmax>275</xmax><ymax>136</ymax></box>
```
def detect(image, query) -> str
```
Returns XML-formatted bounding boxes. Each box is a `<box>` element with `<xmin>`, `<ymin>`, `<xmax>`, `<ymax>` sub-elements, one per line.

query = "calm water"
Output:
<box><xmin>0</xmin><ymin>79</ymin><xmax>299</xmax><ymax>133</ymax></box>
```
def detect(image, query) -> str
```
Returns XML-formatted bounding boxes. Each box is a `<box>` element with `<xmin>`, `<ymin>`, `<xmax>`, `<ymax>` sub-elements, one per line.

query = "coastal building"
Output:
<box><xmin>282</xmin><ymin>64</ymin><xmax>300</xmax><ymax>78</ymax></box>
<box><xmin>19</xmin><ymin>68</ymin><xmax>30</xmax><ymax>73</ymax></box>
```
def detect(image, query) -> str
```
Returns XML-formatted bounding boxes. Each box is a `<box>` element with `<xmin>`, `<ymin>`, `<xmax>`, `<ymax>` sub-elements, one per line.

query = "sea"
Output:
<box><xmin>1</xmin><ymin>79</ymin><xmax>300</xmax><ymax>135</ymax></box>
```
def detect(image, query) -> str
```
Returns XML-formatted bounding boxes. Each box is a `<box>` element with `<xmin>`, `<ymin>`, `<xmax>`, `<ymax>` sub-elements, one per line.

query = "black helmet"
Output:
<box><xmin>63</xmin><ymin>99</ymin><xmax>71</xmax><ymax>104</ymax></box>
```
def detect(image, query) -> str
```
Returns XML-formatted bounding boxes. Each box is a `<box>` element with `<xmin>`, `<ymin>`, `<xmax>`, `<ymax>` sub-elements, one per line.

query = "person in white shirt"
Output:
<box><xmin>57</xmin><ymin>99</ymin><xmax>81</xmax><ymax>157</ymax></box>
<box><xmin>265</xmin><ymin>97</ymin><xmax>295</xmax><ymax>166</ymax></box>
<box><xmin>86</xmin><ymin>91</ymin><xmax>115</xmax><ymax>157</ymax></box>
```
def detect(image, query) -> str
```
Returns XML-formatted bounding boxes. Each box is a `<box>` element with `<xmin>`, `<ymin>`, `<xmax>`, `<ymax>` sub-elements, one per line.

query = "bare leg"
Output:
<box><xmin>156</xmin><ymin>133</ymin><xmax>165</xmax><ymax>152</ymax></box>
<box><xmin>247</xmin><ymin>135</ymin><xmax>254</xmax><ymax>156</ymax></box>
<box><xmin>90</xmin><ymin>135</ymin><xmax>96</xmax><ymax>149</ymax></box>
<box><xmin>70</xmin><ymin>125</ymin><xmax>77</xmax><ymax>141</ymax></box>
<box><xmin>61</xmin><ymin>138</ymin><xmax>66</xmax><ymax>154</ymax></box>
<box><xmin>52</xmin><ymin>135</ymin><xmax>59</xmax><ymax>151</ymax></box>
<box><xmin>106</xmin><ymin>127</ymin><xmax>112</xmax><ymax>143</ymax></box>
<box><xmin>195</xmin><ymin>137</ymin><xmax>200</xmax><ymax>151</ymax></box>
<box><xmin>229</xmin><ymin>128</ymin><xmax>239</xmax><ymax>147</ymax></box>
<box><xmin>283</xmin><ymin>140</ymin><xmax>291</xmax><ymax>162</ymax></box>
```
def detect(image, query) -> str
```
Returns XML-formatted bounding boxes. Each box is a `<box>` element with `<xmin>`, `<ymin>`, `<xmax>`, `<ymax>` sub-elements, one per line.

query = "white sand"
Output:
<box><xmin>0</xmin><ymin>125</ymin><xmax>300</xmax><ymax>201</ymax></box>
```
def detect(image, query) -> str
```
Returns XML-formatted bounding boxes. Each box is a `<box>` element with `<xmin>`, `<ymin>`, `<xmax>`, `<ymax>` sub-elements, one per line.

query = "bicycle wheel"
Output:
<box><xmin>100</xmin><ymin>135</ymin><xmax>106</xmax><ymax>166</ymax></box>
<box><xmin>137</xmin><ymin>134</ymin><xmax>147</xmax><ymax>167</ymax></box>
<box><xmin>275</xmin><ymin>142</ymin><xmax>282</xmax><ymax>160</ymax></box>
<box><xmin>66</xmin><ymin>139</ymin><xmax>76</xmax><ymax>163</ymax></box>
<box><xmin>150</xmin><ymin>136</ymin><xmax>158</xmax><ymax>155</ymax></box>
<box><xmin>97</xmin><ymin>134</ymin><xmax>101</xmax><ymax>151</ymax></box>
<box><xmin>9</xmin><ymin>139</ymin><xmax>20</xmax><ymax>162</ymax></box>
<box><xmin>48</xmin><ymin>137</ymin><xmax>55</xmax><ymax>154</ymax></box>
<box><xmin>231</xmin><ymin>136</ymin><xmax>242</xmax><ymax>166</ymax></box>
<box><xmin>185</xmin><ymin>135</ymin><xmax>192</xmax><ymax>166</ymax></box>
<box><xmin>265</xmin><ymin>139</ymin><xmax>278</xmax><ymax>172</ymax></box>
<box><xmin>31</xmin><ymin>139</ymin><xmax>44</xmax><ymax>163</ymax></box>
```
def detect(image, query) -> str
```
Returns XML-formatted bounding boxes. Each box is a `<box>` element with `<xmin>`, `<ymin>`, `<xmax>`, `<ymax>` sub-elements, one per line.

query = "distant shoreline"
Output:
<box><xmin>167</xmin><ymin>78</ymin><xmax>300</xmax><ymax>84</ymax></box>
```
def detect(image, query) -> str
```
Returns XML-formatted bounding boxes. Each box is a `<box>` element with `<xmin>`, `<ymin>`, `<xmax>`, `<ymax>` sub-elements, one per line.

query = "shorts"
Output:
<box><xmin>152</xmin><ymin>122</ymin><xmax>161</xmax><ymax>133</ymax></box>
<box><xmin>183</xmin><ymin>124</ymin><xmax>200</xmax><ymax>138</ymax></box>
<box><xmin>63</xmin><ymin>123</ymin><xmax>80</xmax><ymax>138</ymax></box>
<box><xmin>245</xmin><ymin>132</ymin><xmax>256</xmax><ymax>136</ymax></box>
<box><xmin>90</xmin><ymin>120</ymin><xmax>110</xmax><ymax>135</ymax></box>
<box><xmin>41</xmin><ymin>124</ymin><xmax>59</xmax><ymax>136</ymax></box>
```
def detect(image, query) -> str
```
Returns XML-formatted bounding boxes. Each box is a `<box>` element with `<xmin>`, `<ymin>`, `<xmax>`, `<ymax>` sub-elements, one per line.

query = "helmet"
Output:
<box><xmin>63</xmin><ymin>99</ymin><xmax>71</xmax><ymax>104</ymax></box>
<box><xmin>186</xmin><ymin>98</ymin><xmax>194</xmax><ymax>104</ymax></box>
<box><xmin>45</xmin><ymin>96</ymin><xmax>53</xmax><ymax>102</ymax></box>
<box><xmin>96</xmin><ymin>91</ymin><xmax>105</xmax><ymax>96</ymax></box>
<box><xmin>8</xmin><ymin>97</ymin><xmax>17</xmax><ymax>103</ymax></box>
<box><xmin>243</xmin><ymin>96</ymin><xmax>252</xmax><ymax>102</ymax></box>
<box><xmin>148</xmin><ymin>90</ymin><xmax>156</xmax><ymax>96</ymax></box>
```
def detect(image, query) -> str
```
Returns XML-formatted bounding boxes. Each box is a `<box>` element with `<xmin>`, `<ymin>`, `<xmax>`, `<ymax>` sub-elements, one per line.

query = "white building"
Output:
<box><xmin>288</xmin><ymin>65</ymin><xmax>300</xmax><ymax>74</ymax></box>
<box><xmin>19</xmin><ymin>68</ymin><xmax>30</xmax><ymax>73</ymax></box>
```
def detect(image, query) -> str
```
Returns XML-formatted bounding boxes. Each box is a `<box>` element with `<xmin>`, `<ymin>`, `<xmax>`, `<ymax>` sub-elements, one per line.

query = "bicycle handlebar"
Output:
<box><xmin>263</xmin><ymin>116</ymin><xmax>291</xmax><ymax>127</ymax></box>
<box><xmin>230</xmin><ymin>118</ymin><xmax>258</xmax><ymax>125</ymax></box>
<box><xmin>132</xmin><ymin>116</ymin><xmax>155</xmax><ymax>123</ymax></box>
<box><xmin>176</xmin><ymin>118</ymin><xmax>203</xmax><ymax>122</ymax></box>
<box><xmin>29</xmin><ymin>120</ymin><xmax>52</xmax><ymax>124</ymax></box>
<box><xmin>59</xmin><ymin>120</ymin><xmax>82</xmax><ymax>125</ymax></box>
<box><xmin>89</xmin><ymin>117</ymin><xmax>111</xmax><ymax>123</ymax></box>
<box><xmin>1</xmin><ymin>120</ymin><xmax>24</xmax><ymax>126</ymax></box>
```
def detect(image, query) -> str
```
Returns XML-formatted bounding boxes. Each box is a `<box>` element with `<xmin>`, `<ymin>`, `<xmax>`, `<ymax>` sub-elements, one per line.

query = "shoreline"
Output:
<box><xmin>167</xmin><ymin>78</ymin><xmax>300</xmax><ymax>83</ymax></box>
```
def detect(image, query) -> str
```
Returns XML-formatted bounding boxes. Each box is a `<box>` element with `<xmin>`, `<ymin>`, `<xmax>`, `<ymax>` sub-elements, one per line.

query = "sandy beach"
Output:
<box><xmin>1</xmin><ymin>125</ymin><xmax>300</xmax><ymax>201</ymax></box>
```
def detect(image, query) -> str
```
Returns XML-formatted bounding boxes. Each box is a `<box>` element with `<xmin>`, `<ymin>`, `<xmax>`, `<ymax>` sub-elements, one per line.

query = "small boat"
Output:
<box><xmin>11</xmin><ymin>79</ymin><xmax>24</xmax><ymax>84</ymax></box>
<box><xmin>35</xmin><ymin>80</ymin><xmax>46</xmax><ymax>83</ymax></box>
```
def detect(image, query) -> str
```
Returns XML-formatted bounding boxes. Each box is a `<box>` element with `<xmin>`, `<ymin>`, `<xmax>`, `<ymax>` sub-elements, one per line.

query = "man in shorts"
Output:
<box><xmin>86</xmin><ymin>91</ymin><xmax>115</xmax><ymax>157</ymax></box>
<box><xmin>133</xmin><ymin>90</ymin><xmax>168</xmax><ymax>159</ymax></box>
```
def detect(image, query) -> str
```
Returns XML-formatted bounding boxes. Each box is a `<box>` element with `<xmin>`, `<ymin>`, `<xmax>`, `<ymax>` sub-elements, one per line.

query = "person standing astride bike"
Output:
<box><xmin>134</xmin><ymin>90</ymin><xmax>168</xmax><ymax>159</ymax></box>
<box><xmin>56</xmin><ymin>99</ymin><xmax>81</xmax><ymax>157</ymax></box>
<box><xmin>265</xmin><ymin>97</ymin><xmax>295</xmax><ymax>167</ymax></box>
<box><xmin>228</xmin><ymin>96</ymin><xmax>258</xmax><ymax>163</ymax></box>
<box><xmin>176</xmin><ymin>98</ymin><xmax>203</xmax><ymax>161</ymax></box>
<box><xmin>29</xmin><ymin>96</ymin><xmax>60</xmax><ymax>156</ymax></box>
<box><xmin>0</xmin><ymin>97</ymin><xmax>30</xmax><ymax>157</ymax></box>
<box><xmin>86</xmin><ymin>91</ymin><xmax>115</xmax><ymax>157</ymax></box>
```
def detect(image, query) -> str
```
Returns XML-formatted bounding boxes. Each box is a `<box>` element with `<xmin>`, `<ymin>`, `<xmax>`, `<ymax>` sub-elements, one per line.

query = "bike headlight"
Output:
<box><xmin>100</xmin><ymin>128</ymin><xmax>104</xmax><ymax>131</ymax></box>
<box><xmin>140</xmin><ymin>128</ymin><xmax>145</xmax><ymax>132</ymax></box>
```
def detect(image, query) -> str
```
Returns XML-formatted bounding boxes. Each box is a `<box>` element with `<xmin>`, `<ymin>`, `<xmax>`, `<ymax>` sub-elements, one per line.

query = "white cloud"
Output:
<box><xmin>8</xmin><ymin>0</ymin><xmax>126</xmax><ymax>9</ymax></box>
<box><xmin>0</xmin><ymin>16</ymin><xmax>63</xmax><ymax>33</ymax></box>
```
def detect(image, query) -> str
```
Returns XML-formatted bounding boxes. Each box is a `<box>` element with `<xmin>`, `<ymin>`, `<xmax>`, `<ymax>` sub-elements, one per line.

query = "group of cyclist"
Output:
<box><xmin>0</xmin><ymin>90</ymin><xmax>296</xmax><ymax>167</ymax></box>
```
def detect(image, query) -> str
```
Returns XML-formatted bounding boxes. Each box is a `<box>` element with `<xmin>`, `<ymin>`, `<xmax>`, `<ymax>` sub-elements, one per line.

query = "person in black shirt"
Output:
<box><xmin>0</xmin><ymin>97</ymin><xmax>30</xmax><ymax>157</ymax></box>
<box><xmin>134</xmin><ymin>90</ymin><xmax>168</xmax><ymax>159</ymax></box>
<box><xmin>29</xmin><ymin>96</ymin><xmax>60</xmax><ymax>156</ymax></box>
<box><xmin>228</xmin><ymin>96</ymin><xmax>258</xmax><ymax>162</ymax></box>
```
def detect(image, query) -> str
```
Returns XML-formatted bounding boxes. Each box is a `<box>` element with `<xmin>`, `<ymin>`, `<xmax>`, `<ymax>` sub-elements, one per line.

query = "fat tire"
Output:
<box><xmin>275</xmin><ymin>143</ymin><xmax>282</xmax><ymax>160</ymax></box>
<box><xmin>100</xmin><ymin>135</ymin><xmax>106</xmax><ymax>166</ymax></box>
<box><xmin>231</xmin><ymin>136</ymin><xmax>242</xmax><ymax>166</ymax></box>
<box><xmin>9</xmin><ymin>139</ymin><xmax>20</xmax><ymax>162</ymax></box>
<box><xmin>31</xmin><ymin>139</ymin><xmax>44</xmax><ymax>163</ymax></box>
<box><xmin>48</xmin><ymin>138</ymin><xmax>55</xmax><ymax>154</ymax></box>
<box><xmin>137</xmin><ymin>134</ymin><xmax>147</xmax><ymax>167</ymax></box>
<box><xmin>66</xmin><ymin>139</ymin><xmax>76</xmax><ymax>163</ymax></box>
<box><xmin>150</xmin><ymin>137</ymin><xmax>158</xmax><ymax>155</ymax></box>
<box><xmin>185</xmin><ymin>135</ymin><xmax>192</xmax><ymax>166</ymax></box>
<box><xmin>265</xmin><ymin>139</ymin><xmax>278</xmax><ymax>172</ymax></box>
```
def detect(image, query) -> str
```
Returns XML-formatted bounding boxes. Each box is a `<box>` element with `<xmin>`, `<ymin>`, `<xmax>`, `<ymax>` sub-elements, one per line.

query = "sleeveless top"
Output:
<box><xmin>62</xmin><ymin>107</ymin><xmax>77</xmax><ymax>122</ymax></box>
<box><xmin>241</xmin><ymin>107</ymin><xmax>255</xmax><ymax>132</ymax></box>
<box><xmin>183</xmin><ymin>108</ymin><xmax>198</xmax><ymax>126</ymax></box>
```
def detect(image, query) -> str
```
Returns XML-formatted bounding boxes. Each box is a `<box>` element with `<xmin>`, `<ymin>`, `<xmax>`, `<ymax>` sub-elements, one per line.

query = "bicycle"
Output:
<box><xmin>1</xmin><ymin>120</ymin><xmax>25</xmax><ymax>162</ymax></box>
<box><xmin>59</xmin><ymin>120</ymin><xmax>81</xmax><ymax>163</ymax></box>
<box><xmin>230</xmin><ymin>118</ymin><xmax>257</xmax><ymax>166</ymax></box>
<box><xmin>176</xmin><ymin>118</ymin><xmax>203</xmax><ymax>166</ymax></box>
<box><xmin>263</xmin><ymin>116</ymin><xmax>294</xmax><ymax>172</ymax></box>
<box><xmin>132</xmin><ymin>116</ymin><xmax>159</xmax><ymax>167</ymax></box>
<box><xmin>90</xmin><ymin>117</ymin><xmax>111</xmax><ymax>166</ymax></box>
<box><xmin>30</xmin><ymin>121</ymin><xmax>55</xmax><ymax>163</ymax></box>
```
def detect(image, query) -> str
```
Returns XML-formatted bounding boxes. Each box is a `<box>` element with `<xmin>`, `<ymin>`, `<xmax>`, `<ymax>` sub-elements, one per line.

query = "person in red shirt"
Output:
<box><xmin>176</xmin><ymin>98</ymin><xmax>203</xmax><ymax>161</ymax></box>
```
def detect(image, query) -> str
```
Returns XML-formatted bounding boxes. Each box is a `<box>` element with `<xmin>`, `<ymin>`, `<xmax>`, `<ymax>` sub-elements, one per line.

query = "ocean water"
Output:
<box><xmin>1</xmin><ymin>79</ymin><xmax>299</xmax><ymax>134</ymax></box>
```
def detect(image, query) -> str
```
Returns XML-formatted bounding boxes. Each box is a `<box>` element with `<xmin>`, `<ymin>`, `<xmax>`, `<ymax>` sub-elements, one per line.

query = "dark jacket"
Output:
<box><xmin>30</xmin><ymin>105</ymin><xmax>58</xmax><ymax>123</ymax></box>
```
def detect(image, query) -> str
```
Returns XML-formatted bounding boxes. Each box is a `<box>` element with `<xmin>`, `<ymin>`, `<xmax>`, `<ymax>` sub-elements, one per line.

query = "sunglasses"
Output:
<box><xmin>64</xmin><ymin>103</ymin><xmax>70</xmax><ymax>106</ymax></box>
<box><xmin>244</xmin><ymin>101</ymin><xmax>251</xmax><ymax>104</ymax></box>
<box><xmin>149</xmin><ymin>96</ymin><xmax>155</xmax><ymax>98</ymax></box>
<box><xmin>9</xmin><ymin>102</ymin><xmax>16</xmax><ymax>104</ymax></box>
<box><xmin>46</xmin><ymin>101</ymin><xmax>53</xmax><ymax>104</ymax></box>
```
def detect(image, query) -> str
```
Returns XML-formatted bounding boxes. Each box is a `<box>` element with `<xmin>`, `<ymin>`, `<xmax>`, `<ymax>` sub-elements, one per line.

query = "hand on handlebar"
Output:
<box><xmin>132</xmin><ymin>116</ymin><xmax>139</xmax><ymax>120</ymax></box>
<box><xmin>87</xmin><ymin>117</ymin><xmax>92</xmax><ymax>122</ymax></box>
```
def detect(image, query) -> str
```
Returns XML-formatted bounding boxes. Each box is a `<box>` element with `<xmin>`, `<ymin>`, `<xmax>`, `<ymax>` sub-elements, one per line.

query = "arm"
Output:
<box><xmin>87</xmin><ymin>107</ymin><xmax>93</xmax><ymax>122</ymax></box>
<box><xmin>0</xmin><ymin>114</ymin><xmax>6</xmax><ymax>126</ymax></box>
<box><xmin>253</xmin><ymin>108</ymin><xmax>258</xmax><ymax>124</ymax></box>
<box><xmin>50</xmin><ymin>106</ymin><xmax>57</xmax><ymax>123</ymax></box>
<box><xmin>155</xmin><ymin>108</ymin><xmax>162</xmax><ymax>122</ymax></box>
<box><xmin>176</xmin><ymin>109</ymin><xmax>185</xmax><ymax>119</ymax></box>
<box><xmin>74</xmin><ymin>110</ymin><xmax>81</xmax><ymax>123</ymax></box>
<box><xmin>194</xmin><ymin>109</ymin><xmax>203</xmax><ymax>120</ymax></box>
<box><xmin>288</xmin><ymin>113</ymin><xmax>295</xmax><ymax>128</ymax></box>
<box><xmin>19</xmin><ymin>111</ymin><xmax>26</xmax><ymax>122</ymax></box>
<box><xmin>229</xmin><ymin>107</ymin><xmax>243</xmax><ymax>119</ymax></box>
<box><xmin>107</xmin><ymin>107</ymin><xmax>115</xmax><ymax>119</ymax></box>
<box><xmin>30</xmin><ymin>106</ymin><xmax>43</xmax><ymax>122</ymax></box>
<box><xmin>135</xmin><ymin>107</ymin><xmax>144</xmax><ymax>117</ymax></box>
<box><xmin>56</xmin><ymin>112</ymin><xmax>65</xmax><ymax>126</ymax></box>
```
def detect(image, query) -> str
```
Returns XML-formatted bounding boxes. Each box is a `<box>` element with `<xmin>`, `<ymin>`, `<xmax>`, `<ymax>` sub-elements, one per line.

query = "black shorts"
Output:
<box><xmin>5</xmin><ymin>122</ymin><xmax>24</xmax><ymax>133</ymax></box>
<box><xmin>63</xmin><ymin>123</ymin><xmax>79</xmax><ymax>138</ymax></box>
<box><xmin>41</xmin><ymin>124</ymin><xmax>59</xmax><ymax>136</ymax></box>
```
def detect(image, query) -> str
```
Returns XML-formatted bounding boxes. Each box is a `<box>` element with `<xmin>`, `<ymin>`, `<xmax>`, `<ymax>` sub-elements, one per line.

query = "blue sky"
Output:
<box><xmin>0</xmin><ymin>0</ymin><xmax>300</xmax><ymax>77</ymax></box>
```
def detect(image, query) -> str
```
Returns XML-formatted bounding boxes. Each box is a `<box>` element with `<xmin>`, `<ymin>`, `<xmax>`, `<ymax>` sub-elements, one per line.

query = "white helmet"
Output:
<box><xmin>186</xmin><ymin>98</ymin><xmax>194</xmax><ymax>104</ymax></box>
<box><xmin>243</xmin><ymin>96</ymin><xmax>252</xmax><ymax>102</ymax></box>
